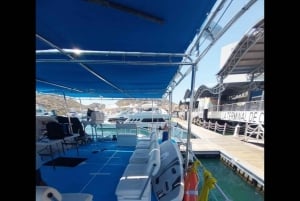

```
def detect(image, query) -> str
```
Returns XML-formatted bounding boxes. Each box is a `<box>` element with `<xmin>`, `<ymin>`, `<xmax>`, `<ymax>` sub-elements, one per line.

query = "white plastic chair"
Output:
<box><xmin>36</xmin><ymin>186</ymin><xmax>93</xmax><ymax>201</ymax></box>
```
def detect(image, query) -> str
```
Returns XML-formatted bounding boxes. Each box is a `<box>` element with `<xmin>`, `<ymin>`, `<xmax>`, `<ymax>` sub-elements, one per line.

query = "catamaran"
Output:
<box><xmin>36</xmin><ymin>0</ymin><xmax>264</xmax><ymax>201</ymax></box>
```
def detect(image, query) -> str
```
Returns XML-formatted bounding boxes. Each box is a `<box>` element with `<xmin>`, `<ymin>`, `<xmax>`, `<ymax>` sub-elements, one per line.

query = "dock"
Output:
<box><xmin>172</xmin><ymin>118</ymin><xmax>264</xmax><ymax>191</ymax></box>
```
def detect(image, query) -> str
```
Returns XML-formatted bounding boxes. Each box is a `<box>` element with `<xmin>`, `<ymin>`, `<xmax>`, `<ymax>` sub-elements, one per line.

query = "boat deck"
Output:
<box><xmin>39</xmin><ymin>141</ymin><xmax>153</xmax><ymax>201</ymax></box>
<box><xmin>172</xmin><ymin>118</ymin><xmax>264</xmax><ymax>186</ymax></box>
<box><xmin>39</xmin><ymin>139</ymin><xmax>181</xmax><ymax>201</ymax></box>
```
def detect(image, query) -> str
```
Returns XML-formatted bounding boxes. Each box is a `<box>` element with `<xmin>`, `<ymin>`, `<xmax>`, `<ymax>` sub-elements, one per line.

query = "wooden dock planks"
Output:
<box><xmin>172</xmin><ymin>118</ymin><xmax>264</xmax><ymax>182</ymax></box>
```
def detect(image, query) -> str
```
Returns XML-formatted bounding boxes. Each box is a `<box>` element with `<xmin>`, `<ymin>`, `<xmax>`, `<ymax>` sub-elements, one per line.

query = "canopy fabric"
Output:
<box><xmin>36</xmin><ymin>0</ymin><xmax>217</xmax><ymax>99</ymax></box>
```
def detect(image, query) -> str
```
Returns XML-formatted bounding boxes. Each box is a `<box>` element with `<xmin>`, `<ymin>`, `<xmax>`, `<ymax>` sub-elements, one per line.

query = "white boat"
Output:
<box><xmin>124</xmin><ymin>111</ymin><xmax>170</xmax><ymax>129</ymax></box>
<box><xmin>36</xmin><ymin>1</ymin><xmax>264</xmax><ymax>201</ymax></box>
<box><xmin>107</xmin><ymin>110</ymin><xmax>133</xmax><ymax>123</ymax></box>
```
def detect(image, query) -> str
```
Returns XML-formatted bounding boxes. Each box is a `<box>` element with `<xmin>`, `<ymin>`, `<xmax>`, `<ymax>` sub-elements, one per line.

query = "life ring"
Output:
<box><xmin>183</xmin><ymin>161</ymin><xmax>200</xmax><ymax>201</ymax></box>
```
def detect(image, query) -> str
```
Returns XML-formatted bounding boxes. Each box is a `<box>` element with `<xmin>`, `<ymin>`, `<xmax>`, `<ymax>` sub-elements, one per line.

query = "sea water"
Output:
<box><xmin>199</xmin><ymin>158</ymin><xmax>264</xmax><ymax>201</ymax></box>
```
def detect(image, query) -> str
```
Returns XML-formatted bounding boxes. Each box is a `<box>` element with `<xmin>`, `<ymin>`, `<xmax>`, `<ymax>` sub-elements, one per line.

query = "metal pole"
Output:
<box><xmin>151</xmin><ymin>99</ymin><xmax>154</xmax><ymax>129</ymax></box>
<box><xmin>185</xmin><ymin>65</ymin><xmax>196</xmax><ymax>174</ymax></box>
<box><xmin>63</xmin><ymin>92</ymin><xmax>73</xmax><ymax>134</ymax></box>
<box><xmin>259</xmin><ymin>90</ymin><xmax>264</xmax><ymax>111</ymax></box>
<box><xmin>168</xmin><ymin>91</ymin><xmax>172</xmax><ymax>140</ymax></box>
<box><xmin>79</xmin><ymin>98</ymin><xmax>83</xmax><ymax>121</ymax></box>
<box><xmin>217</xmin><ymin>77</ymin><xmax>223</xmax><ymax>112</ymax></box>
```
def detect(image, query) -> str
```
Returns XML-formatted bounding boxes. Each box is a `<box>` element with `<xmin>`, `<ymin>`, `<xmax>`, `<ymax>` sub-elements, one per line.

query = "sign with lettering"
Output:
<box><xmin>221</xmin><ymin>111</ymin><xmax>264</xmax><ymax>124</ymax></box>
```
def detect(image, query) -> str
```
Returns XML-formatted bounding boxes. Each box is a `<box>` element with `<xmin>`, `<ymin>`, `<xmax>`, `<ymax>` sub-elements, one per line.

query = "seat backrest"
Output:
<box><xmin>46</xmin><ymin>121</ymin><xmax>65</xmax><ymax>139</ymax></box>
<box><xmin>36</xmin><ymin>116</ymin><xmax>58</xmax><ymax>141</ymax></box>
<box><xmin>56</xmin><ymin>116</ymin><xmax>85</xmax><ymax>136</ymax></box>
<box><xmin>150</xmin><ymin>132</ymin><xmax>157</xmax><ymax>141</ymax></box>
<box><xmin>146</xmin><ymin>141</ymin><xmax>160</xmax><ymax>176</ymax></box>
<box><xmin>70</xmin><ymin>117</ymin><xmax>85</xmax><ymax>136</ymax></box>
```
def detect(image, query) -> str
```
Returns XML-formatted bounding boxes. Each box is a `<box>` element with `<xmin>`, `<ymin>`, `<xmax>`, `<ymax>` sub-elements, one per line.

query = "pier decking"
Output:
<box><xmin>172</xmin><ymin>118</ymin><xmax>264</xmax><ymax>189</ymax></box>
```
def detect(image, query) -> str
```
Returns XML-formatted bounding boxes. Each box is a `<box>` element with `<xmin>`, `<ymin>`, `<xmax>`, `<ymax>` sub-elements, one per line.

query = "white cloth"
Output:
<box><xmin>36</xmin><ymin>186</ymin><xmax>93</xmax><ymax>201</ymax></box>
<box><xmin>36</xmin><ymin>186</ymin><xmax>62</xmax><ymax>201</ymax></box>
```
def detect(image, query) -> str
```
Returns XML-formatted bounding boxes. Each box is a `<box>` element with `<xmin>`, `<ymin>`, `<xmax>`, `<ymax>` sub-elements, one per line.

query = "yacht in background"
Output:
<box><xmin>123</xmin><ymin>107</ymin><xmax>170</xmax><ymax>129</ymax></box>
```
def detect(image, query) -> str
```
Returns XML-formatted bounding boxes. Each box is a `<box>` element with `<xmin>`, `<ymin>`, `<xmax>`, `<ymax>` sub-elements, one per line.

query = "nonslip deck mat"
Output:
<box><xmin>43</xmin><ymin>157</ymin><xmax>87</xmax><ymax>167</ymax></box>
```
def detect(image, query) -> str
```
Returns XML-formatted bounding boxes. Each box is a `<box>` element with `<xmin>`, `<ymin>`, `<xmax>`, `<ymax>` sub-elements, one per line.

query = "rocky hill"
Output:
<box><xmin>36</xmin><ymin>94</ymin><xmax>178</xmax><ymax>116</ymax></box>
<box><xmin>36</xmin><ymin>94</ymin><xmax>106</xmax><ymax>115</ymax></box>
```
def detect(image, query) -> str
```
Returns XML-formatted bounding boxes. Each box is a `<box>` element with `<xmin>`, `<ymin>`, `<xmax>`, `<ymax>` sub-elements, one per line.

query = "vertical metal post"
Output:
<box><xmin>151</xmin><ymin>99</ymin><xmax>154</xmax><ymax>129</ymax></box>
<box><xmin>217</xmin><ymin>77</ymin><xmax>223</xmax><ymax>112</ymax></box>
<box><xmin>63</xmin><ymin>92</ymin><xmax>73</xmax><ymax>134</ymax></box>
<box><xmin>259</xmin><ymin>90</ymin><xmax>264</xmax><ymax>111</ymax></box>
<box><xmin>185</xmin><ymin>65</ymin><xmax>196</xmax><ymax>174</ymax></box>
<box><xmin>79</xmin><ymin>98</ymin><xmax>83</xmax><ymax>120</ymax></box>
<box><xmin>168</xmin><ymin>91</ymin><xmax>172</xmax><ymax>140</ymax></box>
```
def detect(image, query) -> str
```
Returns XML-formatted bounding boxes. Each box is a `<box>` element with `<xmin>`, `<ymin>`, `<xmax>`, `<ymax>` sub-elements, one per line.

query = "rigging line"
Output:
<box><xmin>212</xmin><ymin>0</ymin><xmax>234</xmax><ymax>32</ymax></box>
<box><xmin>188</xmin><ymin>0</ymin><xmax>228</xmax><ymax>54</ymax></box>
<box><xmin>36</xmin><ymin>34</ymin><xmax>132</xmax><ymax>98</ymax></box>
<box><xmin>176</xmin><ymin>0</ymin><xmax>258</xmax><ymax>89</ymax></box>
<box><xmin>36</xmin><ymin>79</ymin><xmax>83</xmax><ymax>92</ymax></box>
<box><xmin>194</xmin><ymin>0</ymin><xmax>258</xmax><ymax>64</ymax></box>
<box><xmin>165</xmin><ymin>1</ymin><xmax>228</xmax><ymax>94</ymax></box>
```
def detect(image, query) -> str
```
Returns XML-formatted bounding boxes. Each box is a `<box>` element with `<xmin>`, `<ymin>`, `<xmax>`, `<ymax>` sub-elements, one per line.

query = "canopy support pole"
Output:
<box><xmin>168</xmin><ymin>91</ymin><xmax>172</xmax><ymax>140</ymax></box>
<box><xmin>184</xmin><ymin>64</ymin><xmax>196</xmax><ymax>174</ymax></box>
<box><xmin>63</xmin><ymin>92</ymin><xmax>73</xmax><ymax>134</ymax></box>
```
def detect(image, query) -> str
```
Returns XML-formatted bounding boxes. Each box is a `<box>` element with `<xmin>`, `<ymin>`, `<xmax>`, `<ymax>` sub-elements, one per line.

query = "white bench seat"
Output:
<box><xmin>115</xmin><ymin>142</ymin><xmax>160</xmax><ymax>201</ymax></box>
<box><xmin>135</xmin><ymin>132</ymin><xmax>157</xmax><ymax>149</ymax></box>
<box><xmin>129</xmin><ymin>140</ymin><xmax>159</xmax><ymax>164</ymax></box>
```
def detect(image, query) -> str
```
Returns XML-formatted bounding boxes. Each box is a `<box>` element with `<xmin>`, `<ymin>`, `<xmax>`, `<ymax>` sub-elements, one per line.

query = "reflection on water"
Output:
<box><xmin>199</xmin><ymin>158</ymin><xmax>264</xmax><ymax>201</ymax></box>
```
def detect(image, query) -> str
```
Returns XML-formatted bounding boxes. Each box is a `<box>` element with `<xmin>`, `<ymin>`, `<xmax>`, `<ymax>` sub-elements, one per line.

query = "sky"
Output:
<box><xmin>78</xmin><ymin>0</ymin><xmax>264</xmax><ymax>106</ymax></box>
<box><xmin>172</xmin><ymin>0</ymin><xmax>264</xmax><ymax>103</ymax></box>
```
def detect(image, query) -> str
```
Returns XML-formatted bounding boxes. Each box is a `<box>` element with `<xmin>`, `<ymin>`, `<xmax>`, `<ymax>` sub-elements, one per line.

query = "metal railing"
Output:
<box><xmin>209</xmin><ymin>100</ymin><xmax>264</xmax><ymax>112</ymax></box>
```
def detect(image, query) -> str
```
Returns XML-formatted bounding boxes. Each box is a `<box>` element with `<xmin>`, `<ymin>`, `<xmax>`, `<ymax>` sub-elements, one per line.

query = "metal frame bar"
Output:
<box><xmin>217</xmin><ymin>20</ymin><xmax>264</xmax><ymax>78</ymax></box>
<box><xmin>36</xmin><ymin>49</ymin><xmax>187</xmax><ymax>58</ymax></box>
<box><xmin>36</xmin><ymin>59</ymin><xmax>194</xmax><ymax>66</ymax></box>
<box><xmin>36</xmin><ymin>34</ymin><xmax>132</xmax><ymax>98</ymax></box>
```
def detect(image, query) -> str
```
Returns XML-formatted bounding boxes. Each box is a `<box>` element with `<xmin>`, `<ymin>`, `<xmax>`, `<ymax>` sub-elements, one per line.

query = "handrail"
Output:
<box><xmin>138</xmin><ymin>164</ymin><xmax>156</xmax><ymax>200</ymax></box>
<box><xmin>208</xmin><ymin>100</ymin><xmax>264</xmax><ymax>112</ymax></box>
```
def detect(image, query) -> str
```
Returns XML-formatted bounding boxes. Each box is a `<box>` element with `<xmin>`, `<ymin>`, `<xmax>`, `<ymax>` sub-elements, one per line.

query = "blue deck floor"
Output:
<box><xmin>40</xmin><ymin>141</ymin><xmax>155</xmax><ymax>201</ymax></box>
<box><xmin>38</xmin><ymin>138</ymin><xmax>264</xmax><ymax>201</ymax></box>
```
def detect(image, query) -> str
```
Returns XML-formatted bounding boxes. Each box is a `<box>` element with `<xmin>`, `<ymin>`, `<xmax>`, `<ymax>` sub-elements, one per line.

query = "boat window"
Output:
<box><xmin>158</xmin><ymin>118</ymin><xmax>165</xmax><ymax>122</ymax></box>
<box><xmin>141</xmin><ymin>118</ymin><xmax>154</xmax><ymax>122</ymax></box>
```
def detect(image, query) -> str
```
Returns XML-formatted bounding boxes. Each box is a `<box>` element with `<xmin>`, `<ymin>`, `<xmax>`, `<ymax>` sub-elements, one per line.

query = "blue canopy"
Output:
<box><xmin>36</xmin><ymin>0</ymin><xmax>217</xmax><ymax>98</ymax></box>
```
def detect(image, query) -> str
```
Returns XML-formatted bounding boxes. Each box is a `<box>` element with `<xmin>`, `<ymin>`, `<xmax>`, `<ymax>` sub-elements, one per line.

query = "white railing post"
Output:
<box><xmin>233</xmin><ymin>124</ymin><xmax>240</xmax><ymax>137</ymax></box>
<box><xmin>222</xmin><ymin>123</ymin><xmax>227</xmax><ymax>135</ymax></box>
<box><xmin>244</xmin><ymin>123</ymin><xmax>248</xmax><ymax>141</ymax></box>
<box><xmin>214</xmin><ymin>121</ymin><xmax>217</xmax><ymax>132</ymax></box>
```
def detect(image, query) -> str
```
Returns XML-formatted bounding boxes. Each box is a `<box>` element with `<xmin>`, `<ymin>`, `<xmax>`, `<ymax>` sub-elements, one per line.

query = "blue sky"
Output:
<box><xmin>79</xmin><ymin>0</ymin><xmax>264</xmax><ymax>106</ymax></box>
<box><xmin>172</xmin><ymin>0</ymin><xmax>264</xmax><ymax>103</ymax></box>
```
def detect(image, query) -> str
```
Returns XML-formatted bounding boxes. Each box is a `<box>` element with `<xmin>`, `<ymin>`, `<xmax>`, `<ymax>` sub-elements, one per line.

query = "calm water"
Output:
<box><xmin>199</xmin><ymin>158</ymin><xmax>264</xmax><ymax>201</ymax></box>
